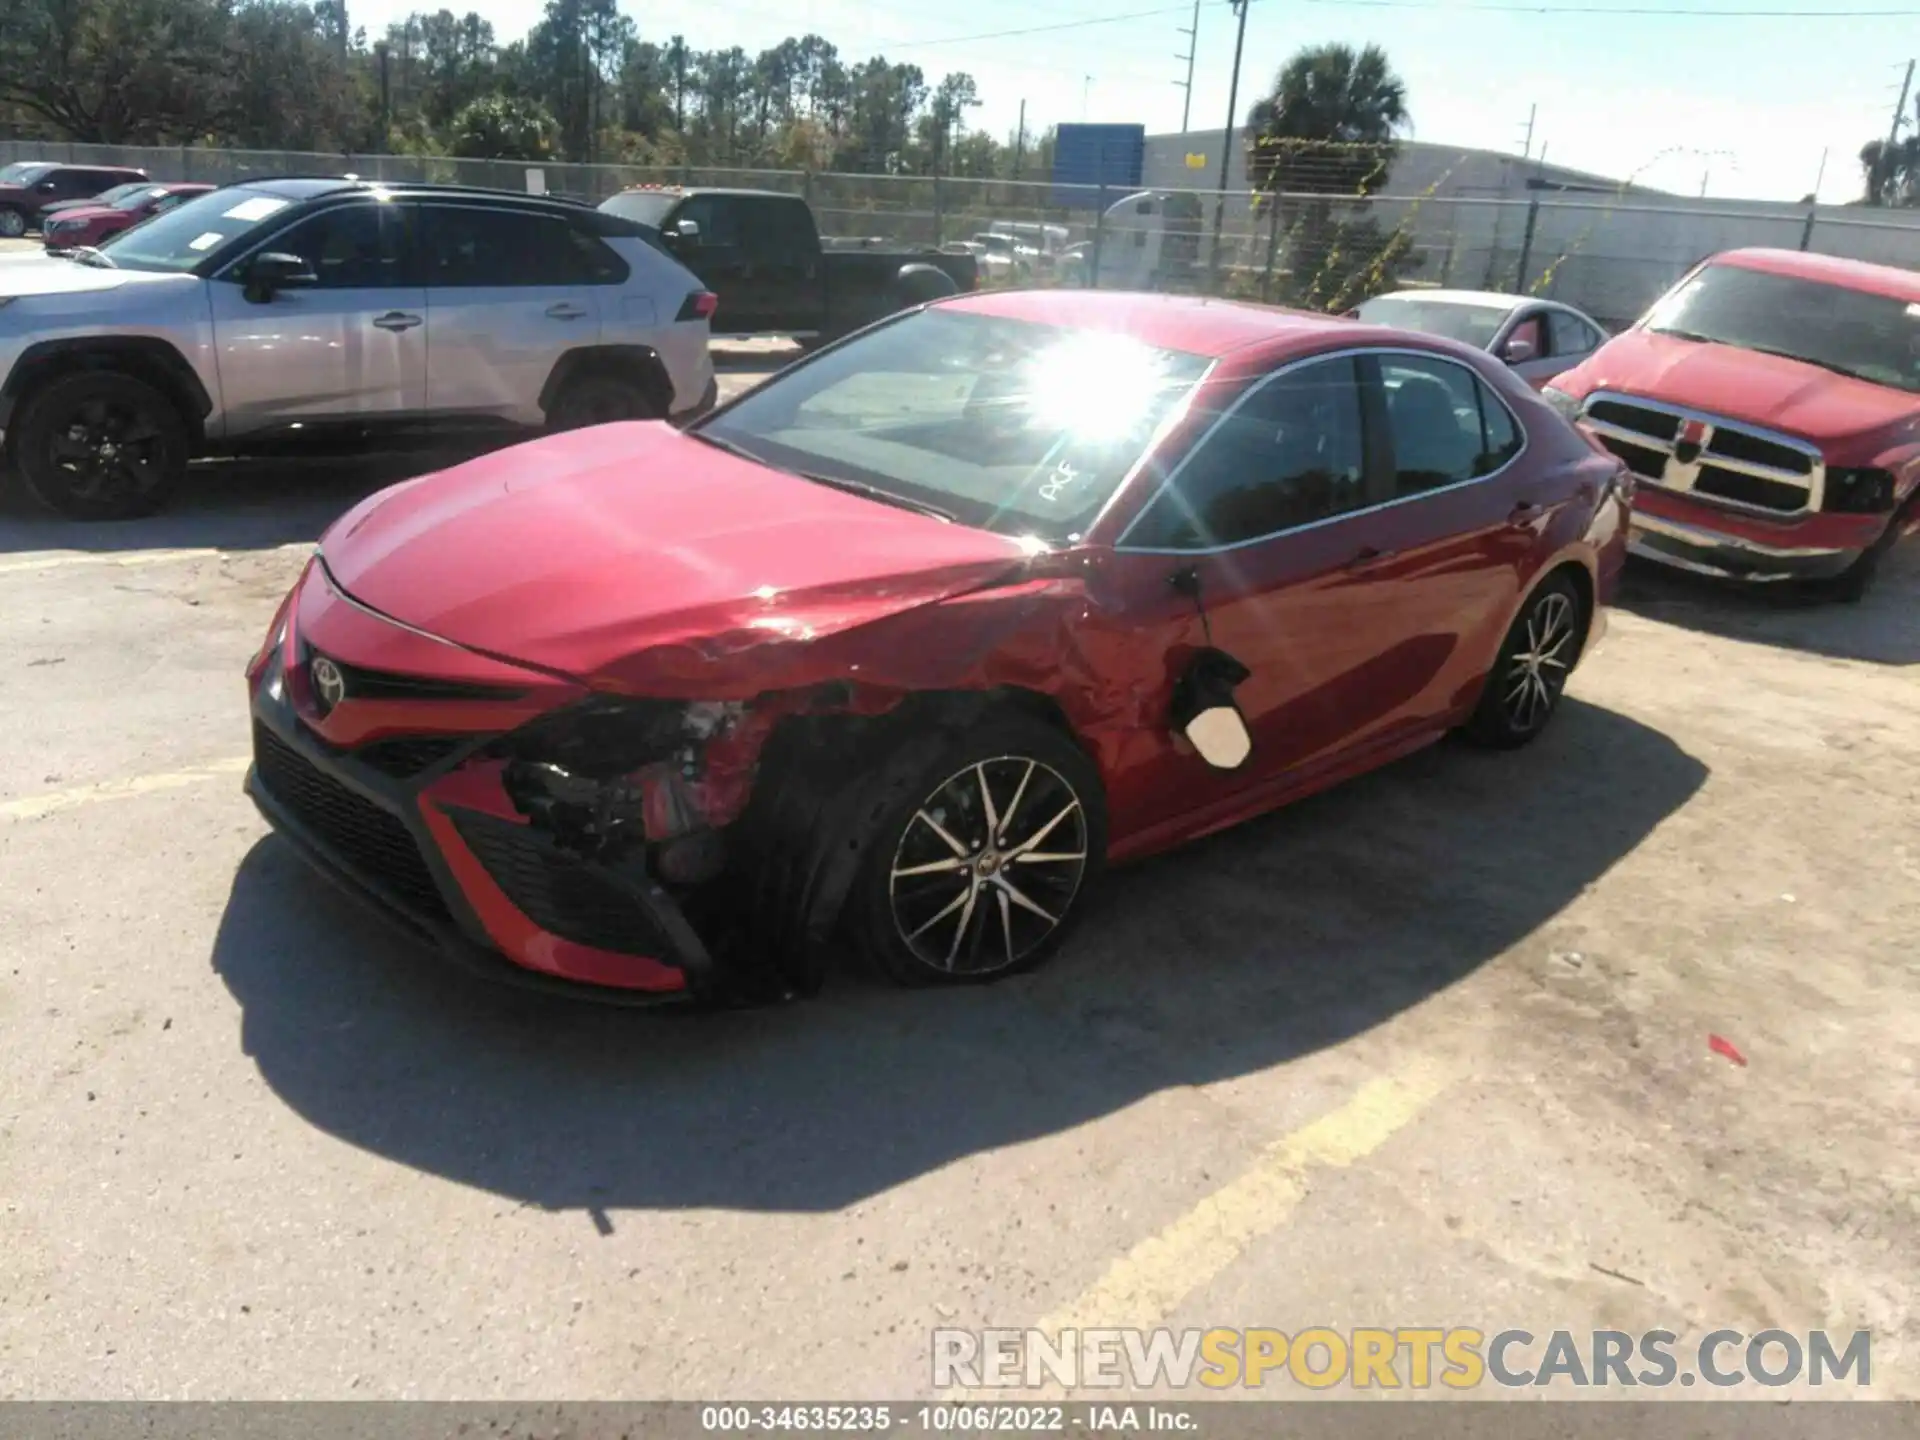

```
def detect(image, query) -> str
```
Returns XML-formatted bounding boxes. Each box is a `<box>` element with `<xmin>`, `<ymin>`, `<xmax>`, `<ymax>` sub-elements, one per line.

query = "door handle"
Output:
<box><xmin>1508</xmin><ymin>500</ymin><xmax>1544</xmax><ymax>525</ymax></box>
<box><xmin>544</xmin><ymin>302</ymin><xmax>589</xmax><ymax>320</ymax></box>
<box><xmin>372</xmin><ymin>311</ymin><xmax>422</xmax><ymax>332</ymax></box>
<box><xmin>1345</xmin><ymin>545</ymin><xmax>1398</xmax><ymax>569</ymax></box>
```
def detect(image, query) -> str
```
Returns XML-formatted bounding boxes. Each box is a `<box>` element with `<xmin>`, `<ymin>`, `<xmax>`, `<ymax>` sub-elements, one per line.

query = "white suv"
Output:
<box><xmin>0</xmin><ymin>178</ymin><xmax>718</xmax><ymax>519</ymax></box>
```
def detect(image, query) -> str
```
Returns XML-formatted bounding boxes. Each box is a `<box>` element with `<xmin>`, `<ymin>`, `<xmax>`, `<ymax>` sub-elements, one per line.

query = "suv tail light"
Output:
<box><xmin>676</xmin><ymin>291</ymin><xmax>718</xmax><ymax>322</ymax></box>
<box><xmin>1824</xmin><ymin>467</ymin><xmax>1897</xmax><ymax>514</ymax></box>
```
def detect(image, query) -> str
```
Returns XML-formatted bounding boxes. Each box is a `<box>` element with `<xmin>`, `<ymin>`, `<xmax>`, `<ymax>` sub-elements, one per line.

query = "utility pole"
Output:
<box><xmin>1518</xmin><ymin>102</ymin><xmax>1536</xmax><ymax>159</ymax></box>
<box><xmin>1013</xmin><ymin>99</ymin><xmax>1026</xmax><ymax>179</ymax></box>
<box><xmin>1175</xmin><ymin>0</ymin><xmax>1201</xmax><ymax>133</ymax></box>
<box><xmin>1208</xmin><ymin>0</ymin><xmax>1250</xmax><ymax>280</ymax></box>
<box><xmin>1889</xmin><ymin>60</ymin><xmax>1914</xmax><ymax>156</ymax></box>
<box><xmin>1082</xmin><ymin>75</ymin><xmax>1093</xmax><ymax>122</ymax></box>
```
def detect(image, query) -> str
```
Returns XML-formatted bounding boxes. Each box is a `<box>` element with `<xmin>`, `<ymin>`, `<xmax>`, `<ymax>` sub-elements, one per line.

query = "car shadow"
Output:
<box><xmin>0</xmin><ymin>448</ymin><xmax>480</xmax><ymax>557</ymax></box>
<box><xmin>212</xmin><ymin>696</ymin><xmax>1707</xmax><ymax>1217</ymax></box>
<box><xmin>1614</xmin><ymin>545</ymin><xmax>1920</xmax><ymax>667</ymax></box>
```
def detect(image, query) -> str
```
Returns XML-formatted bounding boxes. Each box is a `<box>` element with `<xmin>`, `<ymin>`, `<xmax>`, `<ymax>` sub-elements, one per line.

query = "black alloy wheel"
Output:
<box><xmin>1463</xmin><ymin>572</ymin><xmax>1585</xmax><ymax>748</ymax></box>
<box><xmin>15</xmin><ymin>370</ymin><xmax>189</xmax><ymax>520</ymax></box>
<box><xmin>548</xmin><ymin>374</ymin><xmax>659</xmax><ymax>431</ymax></box>
<box><xmin>854</xmin><ymin>716</ymin><xmax>1107</xmax><ymax>986</ymax></box>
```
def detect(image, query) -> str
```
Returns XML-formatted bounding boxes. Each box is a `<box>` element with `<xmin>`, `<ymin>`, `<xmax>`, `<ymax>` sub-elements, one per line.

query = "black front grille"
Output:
<box><xmin>1587</xmin><ymin>399</ymin><xmax>1680</xmax><ymax>442</ymax></box>
<box><xmin>254</xmin><ymin>723</ymin><xmax>450</xmax><ymax>920</ymax></box>
<box><xmin>1693</xmin><ymin>466</ymin><xmax>1807</xmax><ymax>513</ymax></box>
<box><xmin>1707</xmin><ymin>427</ymin><xmax>1814</xmax><ymax>475</ymax></box>
<box><xmin>1597</xmin><ymin>434</ymin><xmax>1669</xmax><ymax>480</ymax></box>
<box><xmin>356</xmin><ymin>736</ymin><xmax>467</xmax><ymax>778</ymax></box>
<box><xmin>307</xmin><ymin>651</ymin><xmax>528</xmax><ymax>704</ymax></box>
<box><xmin>449</xmin><ymin>810</ymin><xmax>675</xmax><ymax>957</ymax></box>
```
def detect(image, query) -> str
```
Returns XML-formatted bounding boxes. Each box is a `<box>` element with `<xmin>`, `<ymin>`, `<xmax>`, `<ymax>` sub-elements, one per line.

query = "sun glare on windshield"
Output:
<box><xmin>1021</xmin><ymin>334</ymin><xmax>1184</xmax><ymax>443</ymax></box>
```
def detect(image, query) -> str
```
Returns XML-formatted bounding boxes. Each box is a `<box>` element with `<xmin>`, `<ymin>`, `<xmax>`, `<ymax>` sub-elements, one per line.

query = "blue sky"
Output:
<box><xmin>354</xmin><ymin>0</ymin><xmax>1915</xmax><ymax>203</ymax></box>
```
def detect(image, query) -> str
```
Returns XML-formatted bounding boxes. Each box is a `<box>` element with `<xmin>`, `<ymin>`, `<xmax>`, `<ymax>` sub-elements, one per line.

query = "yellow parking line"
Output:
<box><xmin>1039</xmin><ymin>1064</ymin><xmax>1454</xmax><ymax>1336</ymax></box>
<box><xmin>1</xmin><ymin>757</ymin><xmax>250</xmax><ymax>821</ymax></box>
<box><xmin>0</xmin><ymin>542</ymin><xmax>311</xmax><ymax>577</ymax></box>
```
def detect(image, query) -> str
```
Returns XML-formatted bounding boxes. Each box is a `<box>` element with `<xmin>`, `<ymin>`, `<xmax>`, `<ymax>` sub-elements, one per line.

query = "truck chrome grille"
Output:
<box><xmin>1581</xmin><ymin>391</ymin><xmax>1824</xmax><ymax>516</ymax></box>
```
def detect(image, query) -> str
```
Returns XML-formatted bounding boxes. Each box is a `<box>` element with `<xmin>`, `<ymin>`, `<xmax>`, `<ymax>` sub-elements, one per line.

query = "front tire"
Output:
<box><xmin>0</xmin><ymin>207</ymin><xmax>26</xmax><ymax>239</ymax></box>
<box><xmin>546</xmin><ymin>373</ymin><xmax>660</xmax><ymax>431</ymax></box>
<box><xmin>849</xmin><ymin>716</ymin><xmax>1107</xmax><ymax>987</ymax></box>
<box><xmin>1463</xmin><ymin>572</ymin><xmax>1585</xmax><ymax>748</ymax></box>
<box><xmin>15</xmin><ymin>370</ymin><xmax>190</xmax><ymax>520</ymax></box>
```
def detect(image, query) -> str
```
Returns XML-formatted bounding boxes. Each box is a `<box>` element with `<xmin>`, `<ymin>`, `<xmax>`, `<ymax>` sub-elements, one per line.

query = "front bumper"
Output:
<box><xmin>246</xmin><ymin>667</ymin><xmax>708</xmax><ymax>1004</ymax></box>
<box><xmin>1626</xmin><ymin>490</ymin><xmax>1884</xmax><ymax>582</ymax></box>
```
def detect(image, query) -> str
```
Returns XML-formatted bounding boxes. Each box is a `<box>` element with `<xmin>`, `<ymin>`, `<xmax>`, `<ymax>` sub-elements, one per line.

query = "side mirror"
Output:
<box><xmin>36</xmin><ymin>180</ymin><xmax>59</xmax><ymax>194</ymax></box>
<box><xmin>668</xmin><ymin>218</ymin><xmax>701</xmax><ymax>248</ymax></box>
<box><xmin>1170</xmin><ymin>645</ymin><xmax>1254</xmax><ymax>771</ymax></box>
<box><xmin>1502</xmin><ymin>335</ymin><xmax>1538</xmax><ymax>365</ymax></box>
<box><xmin>243</xmin><ymin>251</ymin><xmax>317</xmax><ymax>301</ymax></box>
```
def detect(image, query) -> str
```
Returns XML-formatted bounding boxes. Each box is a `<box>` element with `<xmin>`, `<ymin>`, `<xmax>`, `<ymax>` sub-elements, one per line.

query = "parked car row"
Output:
<box><xmin>0</xmin><ymin>161</ymin><xmax>155</xmax><ymax>238</ymax></box>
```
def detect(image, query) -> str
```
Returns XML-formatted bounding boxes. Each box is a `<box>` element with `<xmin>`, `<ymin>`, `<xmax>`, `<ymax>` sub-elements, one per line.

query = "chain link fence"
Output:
<box><xmin>6</xmin><ymin>138</ymin><xmax>1918</xmax><ymax>330</ymax></box>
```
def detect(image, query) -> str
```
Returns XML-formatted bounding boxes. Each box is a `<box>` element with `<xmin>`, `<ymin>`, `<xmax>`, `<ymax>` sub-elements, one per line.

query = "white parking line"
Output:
<box><xmin>1</xmin><ymin>757</ymin><xmax>251</xmax><ymax>821</ymax></box>
<box><xmin>0</xmin><ymin>542</ymin><xmax>311</xmax><ymax>577</ymax></box>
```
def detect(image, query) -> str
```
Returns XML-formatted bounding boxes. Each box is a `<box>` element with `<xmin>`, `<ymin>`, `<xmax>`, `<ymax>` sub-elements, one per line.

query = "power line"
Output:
<box><xmin>871</xmin><ymin>0</ymin><xmax>1915</xmax><ymax>56</ymax></box>
<box><xmin>1297</xmin><ymin>0</ymin><xmax>1919</xmax><ymax>12</ymax></box>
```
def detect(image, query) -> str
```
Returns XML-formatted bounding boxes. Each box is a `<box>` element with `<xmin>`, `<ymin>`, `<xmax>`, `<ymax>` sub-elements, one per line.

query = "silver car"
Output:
<box><xmin>1352</xmin><ymin>289</ymin><xmax>1609</xmax><ymax>392</ymax></box>
<box><xmin>0</xmin><ymin>177</ymin><xmax>717</xmax><ymax>519</ymax></box>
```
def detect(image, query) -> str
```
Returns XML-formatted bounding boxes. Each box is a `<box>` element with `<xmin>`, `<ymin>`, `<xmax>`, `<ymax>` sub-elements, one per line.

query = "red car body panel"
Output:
<box><xmin>36</xmin><ymin>183</ymin><xmax>210</xmax><ymax>247</ymax></box>
<box><xmin>1549</xmin><ymin>248</ymin><xmax>1920</xmax><ymax>579</ymax></box>
<box><xmin>246</xmin><ymin>294</ymin><xmax>1628</xmax><ymax>996</ymax></box>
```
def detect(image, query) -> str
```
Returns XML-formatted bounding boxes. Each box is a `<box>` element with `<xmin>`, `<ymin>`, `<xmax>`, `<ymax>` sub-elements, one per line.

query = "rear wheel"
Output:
<box><xmin>850</xmin><ymin>716</ymin><xmax>1107</xmax><ymax>987</ymax></box>
<box><xmin>15</xmin><ymin>370</ymin><xmax>190</xmax><ymax>520</ymax></box>
<box><xmin>547</xmin><ymin>373</ymin><xmax>660</xmax><ymax>431</ymax></box>
<box><xmin>0</xmin><ymin>207</ymin><xmax>26</xmax><ymax>239</ymax></box>
<box><xmin>1463</xmin><ymin>572</ymin><xmax>1585</xmax><ymax>748</ymax></box>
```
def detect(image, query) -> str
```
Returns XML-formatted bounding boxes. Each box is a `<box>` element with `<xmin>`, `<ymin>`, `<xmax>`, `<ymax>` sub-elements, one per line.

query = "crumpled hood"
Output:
<box><xmin>320</xmin><ymin>421</ymin><xmax>1034</xmax><ymax>687</ymax></box>
<box><xmin>1576</xmin><ymin>329</ymin><xmax>1917</xmax><ymax>444</ymax></box>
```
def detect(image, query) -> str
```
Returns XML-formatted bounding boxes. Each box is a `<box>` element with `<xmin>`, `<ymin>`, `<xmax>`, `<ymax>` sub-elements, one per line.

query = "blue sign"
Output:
<box><xmin>1050</xmin><ymin>123</ymin><xmax>1146</xmax><ymax>209</ymax></box>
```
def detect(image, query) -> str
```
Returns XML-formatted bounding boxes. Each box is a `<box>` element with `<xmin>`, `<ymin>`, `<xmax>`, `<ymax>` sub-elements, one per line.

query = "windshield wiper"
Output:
<box><xmin>60</xmin><ymin>246</ymin><xmax>117</xmax><ymax>269</ymax></box>
<box><xmin>795</xmin><ymin>471</ymin><xmax>955</xmax><ymax>523</ymax></box>
<box><xmin>1739</xmin><ymin>344</ymin><xmax>1872</xmax><ymax>382</ymax></box>
<box><xmin>685</xmin><ymin>429</ymin><xmax>956</xmax><ymax>522</ymax></box>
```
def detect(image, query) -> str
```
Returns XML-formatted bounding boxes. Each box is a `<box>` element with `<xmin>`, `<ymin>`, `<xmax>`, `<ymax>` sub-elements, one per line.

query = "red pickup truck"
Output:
<box><xmin>1543</xmin><ymin>248</ymin><xmax>1920</xmax><ymax>601</ymax></box>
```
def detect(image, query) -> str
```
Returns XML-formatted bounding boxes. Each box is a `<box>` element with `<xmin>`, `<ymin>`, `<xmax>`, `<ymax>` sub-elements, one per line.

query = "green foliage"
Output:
<box><xmin>1244</xmin><ymin>42</ymin><xmax>1408</xmax><ymax>198</ymax></box>
<box><xmin>1858</xmin><ymin>135</ymin><xmax>1920</xmax><ymax>207</ymax></box>
<box><xmin>0</xmin><ymin>0</ymin><xmax>1073</xmax><ymax>181</ymax></box>
<box><xmin>449</xmin><ymin>93</ymin><xmax>557</xmax><ymax>160</ymax></box>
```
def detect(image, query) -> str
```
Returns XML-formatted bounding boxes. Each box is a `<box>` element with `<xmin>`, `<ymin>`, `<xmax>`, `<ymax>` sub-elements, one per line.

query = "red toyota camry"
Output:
<box><xmin>245</xmin><ymin>291</ymin><xmax>1631</xmax><ymax>1002</ymax></box>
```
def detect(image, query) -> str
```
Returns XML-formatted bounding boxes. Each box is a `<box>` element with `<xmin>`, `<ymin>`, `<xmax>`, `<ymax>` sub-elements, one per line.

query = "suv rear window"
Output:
<box><xmin>1645</xmin><ymin>262</ymin><xmax>1920</xmax><ymax>394</ymax></box>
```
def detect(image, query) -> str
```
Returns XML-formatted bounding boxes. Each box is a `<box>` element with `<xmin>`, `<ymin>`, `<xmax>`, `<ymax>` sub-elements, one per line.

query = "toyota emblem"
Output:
<box><xmin>310</xmin><ymin>654</ymin><xmax>347</xmax><ymax>713</ymax></box>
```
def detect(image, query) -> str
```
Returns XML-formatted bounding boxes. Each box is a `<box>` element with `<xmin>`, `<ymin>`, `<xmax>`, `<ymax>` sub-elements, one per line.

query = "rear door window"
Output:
<box><xmin>1375</xmin><ymin>354</ymin><xmax>1523</xmax><ymax>497</ymax></box>
<box><xmin>420</xmin><ymin>205</ymin><xmax>588</xmax><ymax>287</ymax></box>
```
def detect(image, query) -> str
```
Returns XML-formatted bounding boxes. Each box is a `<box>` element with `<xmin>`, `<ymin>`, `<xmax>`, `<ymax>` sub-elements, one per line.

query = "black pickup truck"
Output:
<box><xmin>598</xmin><ymin>187</ymin><xmax>978</xmax><ymax>344</ymax></box>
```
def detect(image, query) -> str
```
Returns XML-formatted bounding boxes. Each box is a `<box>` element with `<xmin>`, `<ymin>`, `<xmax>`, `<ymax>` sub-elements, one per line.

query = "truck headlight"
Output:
<box><xmin>1541</xmin><ymin>384</ymin><xmax>1583</xmax><ymax>423</ymax></box>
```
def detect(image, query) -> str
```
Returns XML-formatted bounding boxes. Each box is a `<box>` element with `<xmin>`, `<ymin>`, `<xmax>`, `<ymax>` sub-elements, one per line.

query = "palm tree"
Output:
<box><xmin>1858</xmin><ymin>135</ymin><xmax>1920</xmax><ymax>207</ymax></box>
<box><xmin>1244</xmin><ymin>42</ymin><xmax>1408</xmax><ymax>197</ymax></box>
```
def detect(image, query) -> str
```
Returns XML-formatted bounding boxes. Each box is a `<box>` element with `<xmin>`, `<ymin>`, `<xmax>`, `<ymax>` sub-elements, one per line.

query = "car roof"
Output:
<box><xmin>1370</xmin><ymin>288</ymin><xmax>1537</xmax><ymax>310</ymax></box>
<box><xmin>1711</xmin><ymin>247</ymin><xmax>1920</xmax><ymax>305</ymax></box>
<box><xmin>936</xmin><ymin>290</ymin><xmax>1360</xmax><ymax>359</ymax></box>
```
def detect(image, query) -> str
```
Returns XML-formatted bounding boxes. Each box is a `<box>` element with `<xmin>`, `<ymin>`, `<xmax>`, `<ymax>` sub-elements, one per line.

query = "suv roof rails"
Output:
<box><xmin>236</xmin><ymin>174</ymin><xmax>597</xmax><ymax>206</ymax></box>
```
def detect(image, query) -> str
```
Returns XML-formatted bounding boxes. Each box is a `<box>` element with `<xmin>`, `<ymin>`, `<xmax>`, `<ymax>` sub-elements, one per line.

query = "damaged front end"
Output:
<box><xmin>431</xmin><ymin>685</ymin><xmax>880</xmax><ymax>1002</ymax></box>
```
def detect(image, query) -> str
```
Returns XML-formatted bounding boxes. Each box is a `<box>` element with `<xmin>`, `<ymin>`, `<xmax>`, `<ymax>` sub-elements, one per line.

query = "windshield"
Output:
<box><xmin>95</xmin><ymin>187</ymin><xmax>293</xmax><ymax>271</ymax></box>
<box><xmin>0</xmin><ymin>163</ymin><xmax>52</xmax><ymax>186</ymax></box>
<box><xmin>1354</xmin><ymin>296</ymin><xmax>1511</xmax><ymax>349</ymax></box>
<box><xmin>697</xmin><ymin>308</ymin><xmax>1210</xmax><ymax>542</ymax></box>
<box><xmin>975</xmin><ymin>235</ymin><xmax>1013</xmax><ymax>254</ymax></box>
<box><xmin>1644</xmin><ymin>262</ymin><xmax>1920</xmax><ymax>393</ymax></box>
<box><xmin>599</xmin><ymin>191</ymin><xmax>678</xmax><ymax>228</ymax></box>
<box><xmin>109</xmin><ymin>185</ymin><xmax>167</xmax><ymax>210</ymax></box>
